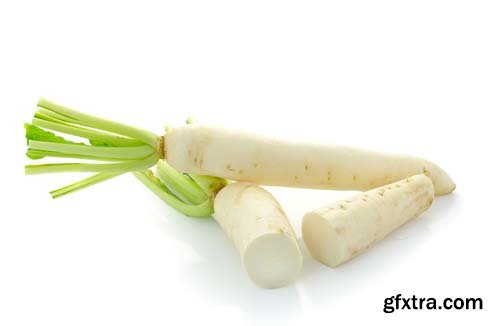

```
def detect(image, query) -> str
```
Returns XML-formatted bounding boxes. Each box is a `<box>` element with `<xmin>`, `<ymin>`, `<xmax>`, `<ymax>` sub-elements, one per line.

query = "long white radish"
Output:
<box><xmin>214</xmin><ymin>182</ymin><xmax>303</xmax><ymax>289</ymax></box>
<box><xmin>164</xmin><ymin>125</ymin><xmax>455</xmax><ymax>196</ymax></box>
<box><xmin>302</xmin><ymin>174</ymin><xmax>434</xmax><ymax>267</ymax></box>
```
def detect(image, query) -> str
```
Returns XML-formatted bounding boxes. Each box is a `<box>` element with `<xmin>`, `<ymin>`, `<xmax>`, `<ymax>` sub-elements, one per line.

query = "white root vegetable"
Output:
<box><xmin>214</xmin><ymin>182</ymin><xmax>303</xmax><ymax>288</ymax></box>
<box><xmin>164</xmin><ymin>125</ymin><xmax>455</xmax><ymax>196</ymax></box>
<box><xmin>302</xmin><ymin>174</ymin><xmax>434</xmax><ymax>267</ymax></box>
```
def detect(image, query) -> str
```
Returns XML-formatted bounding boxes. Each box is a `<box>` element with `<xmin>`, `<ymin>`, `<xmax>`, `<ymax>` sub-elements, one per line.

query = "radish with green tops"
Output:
<box><xmin>25</xmin><ymin>99</ymin><xmax>455</xmax><ymax>196</ymax></box>
<box><xmin>302</xmin><ymin>174</ymin><xmax>435</xmax><ymax>267</ymax></box>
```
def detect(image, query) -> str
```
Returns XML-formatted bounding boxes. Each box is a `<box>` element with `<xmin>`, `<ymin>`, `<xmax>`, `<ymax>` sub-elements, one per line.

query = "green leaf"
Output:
<box><xmin>25</xmin><ymin>123</ymin><xmax>82</xmax><ymax>159</ymax></box>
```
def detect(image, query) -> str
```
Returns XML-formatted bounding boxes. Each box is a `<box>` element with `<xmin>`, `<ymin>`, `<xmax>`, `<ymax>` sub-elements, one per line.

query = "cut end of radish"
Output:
<box><xmin>302</xmin><ymin>213</ymin><xmax>345</xmax><ymax>268</ymax></box>
<box><xmin>243</xmin><ymin>232</ymin><xmax>303</xmax><ymax>289</ymax></box>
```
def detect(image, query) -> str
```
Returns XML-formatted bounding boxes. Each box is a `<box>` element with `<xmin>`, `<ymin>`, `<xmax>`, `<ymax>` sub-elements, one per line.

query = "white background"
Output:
<box><xmin>1</xmin><ymin>1</ymin><xmax>499</xmax><ymax>325</ymax></box>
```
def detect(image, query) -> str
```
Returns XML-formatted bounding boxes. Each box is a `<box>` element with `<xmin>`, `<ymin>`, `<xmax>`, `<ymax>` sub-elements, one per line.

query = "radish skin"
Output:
<box><xmin>164</xmin><ymin>125</ymin><xmax>455</xmax><ymax>196</ymax></box>
<box><xmin>214</xmin><ymin>182</ymin><xmax>303</xmax><ymax>289</ymax></box>
<box><xmin>302</xmin><ymin>174</ymin><xmax>434</xmax><ymax>267</ymax></box>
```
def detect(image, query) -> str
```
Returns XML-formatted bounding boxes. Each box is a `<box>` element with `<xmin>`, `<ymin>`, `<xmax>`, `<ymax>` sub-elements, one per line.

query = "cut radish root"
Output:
<box><xmin>164</xmin><ymin>125</ymin><xmax>455</xmax><ymax>196</ymax></box>
<box><xmin>302</xmin><ymin>174</ymin><xmax>434</xmax><ymax>268</ymax></box>
<box><xmin>214</xmin><ymin>182</ymin><xmax>303</xmax><ymax>289</ymax></box>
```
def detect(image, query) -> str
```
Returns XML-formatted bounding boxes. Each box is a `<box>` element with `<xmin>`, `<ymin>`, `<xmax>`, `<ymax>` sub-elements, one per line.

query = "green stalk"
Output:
<box><xmin>36</xmin><ymin>107</ymin><xmax>82</xmax><ymax>124</ymax></box>
<box><xmin>50</xmin><ymin>172</ymin><xmax>123</xmax><ymax>198</ymax></box>
<box><xmin>38</xmin><ymin>98</ymin><xmax>159</xmax><ymax>148</ymax></box>
<box><xmin>26</xmin><ymin>149</ymin><xmax>125</xmax><ymax>161</ymax></box>
<box><xmin>156</xmin><ymin>160</ymin><xmax>208</xmax><ymax>204</ymax></box>
<box><xmin>135</xmin><ymin>161</ymin><xmax>228</xmax><ymax>218</ymax></box>
<box><xmin>25</xmin><ymin>153</ymin><xmax>159</xmax><ymax>174</ymax></box>
<box><xmin>134</xmin><ymin>171</ymin><xmax>213</xmax><ymax>217</ymax></box>
<box><xmin>28</xmin><ymin>140</ymin><xmax>154</xmax><ymax>160</ymax></box>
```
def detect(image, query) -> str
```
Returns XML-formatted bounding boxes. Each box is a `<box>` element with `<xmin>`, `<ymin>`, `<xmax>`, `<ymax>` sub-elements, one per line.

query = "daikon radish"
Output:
<box><xmin>302</xmin><ymin>174</ymin><xmax>434</xmax><ymax>267</ymax></box>
<box><xmin>25</xmin><ymin>99</ymin><xmax>455</xmax><ymax>196</ymax></box>
<box><xmin>165</xmin><ymin>125</ymin><xmax>455</xmax><ymax>196</ymax></box>
<box><xmin>214</xmin><ymin>182</ymin><xmax>303</xmax><ymax>289</ymax></box>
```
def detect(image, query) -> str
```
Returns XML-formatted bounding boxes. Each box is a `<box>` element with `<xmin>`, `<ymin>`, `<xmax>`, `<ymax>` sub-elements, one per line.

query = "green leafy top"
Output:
<box><xmin>24</xmin><ymin>98</ymin><xmax>161</xmax><ymax>195</ymax></box>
